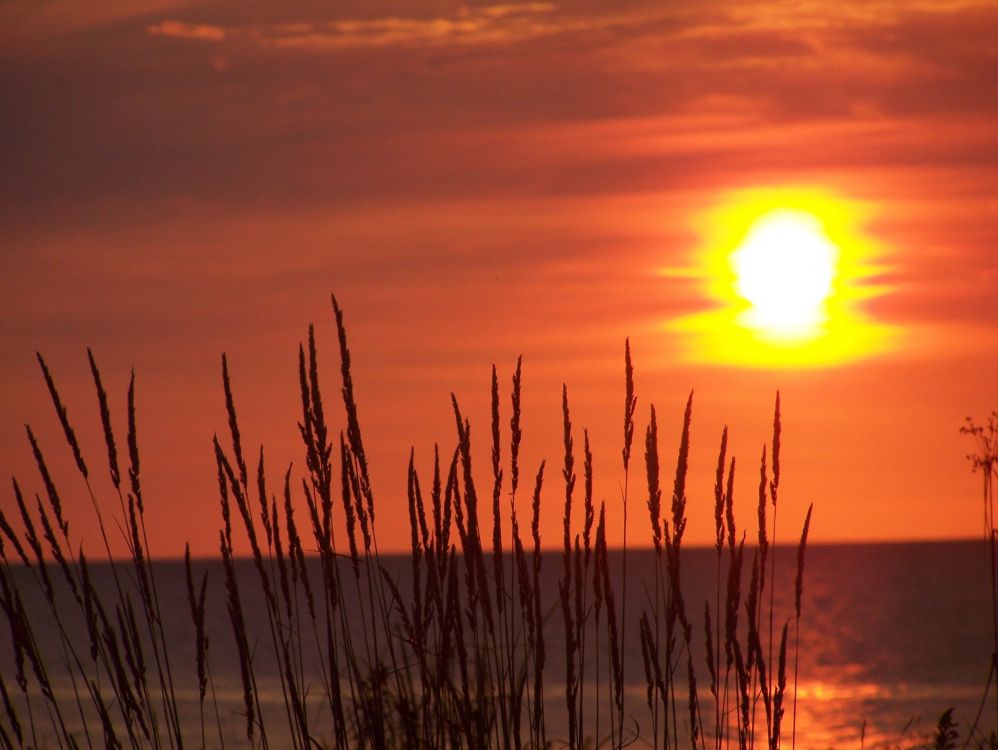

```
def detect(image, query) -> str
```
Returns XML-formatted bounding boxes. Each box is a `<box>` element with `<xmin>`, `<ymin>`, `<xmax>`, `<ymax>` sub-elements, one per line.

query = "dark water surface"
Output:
<box><xmin>3</xmin><ymin>541</ymin><xmax>992</xmax><ymax>749</ymax></box>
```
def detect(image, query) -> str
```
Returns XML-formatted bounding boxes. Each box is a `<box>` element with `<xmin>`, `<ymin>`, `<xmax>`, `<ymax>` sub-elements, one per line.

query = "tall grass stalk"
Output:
<box><xmin>791</xmin><ymin>503</ymin><xmax>813</xmax><ymax>750</ymax></box>
<box><xmin>620</xmin><ymin>338</ymin><xmax>637</xmax><ymax>749</ymax></box>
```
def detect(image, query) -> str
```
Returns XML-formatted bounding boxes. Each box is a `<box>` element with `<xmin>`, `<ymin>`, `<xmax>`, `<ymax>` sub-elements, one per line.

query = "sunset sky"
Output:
<box><xmin>3</xmin><ymin>0</ymin><xmax>998</xmax><ymax>557</ymax></box>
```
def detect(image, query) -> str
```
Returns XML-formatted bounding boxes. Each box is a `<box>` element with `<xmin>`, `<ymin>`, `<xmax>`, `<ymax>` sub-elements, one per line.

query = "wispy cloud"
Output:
<box><xmin>147</xmin><ymin>19</ymin><xmax>226</xmax><ymax>41</ymax></box>
<box><xmin>145</xmin><ymin>4</ymin><xmax>564</xmax><ymax>50</ymax></box>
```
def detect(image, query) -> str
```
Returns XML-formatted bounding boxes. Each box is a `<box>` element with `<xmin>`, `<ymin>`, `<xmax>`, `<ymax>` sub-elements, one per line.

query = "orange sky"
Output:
<box><xmin>2</xmin><ymin>0</ymin><xmax>998</xmax><ymax>557</ymax></box>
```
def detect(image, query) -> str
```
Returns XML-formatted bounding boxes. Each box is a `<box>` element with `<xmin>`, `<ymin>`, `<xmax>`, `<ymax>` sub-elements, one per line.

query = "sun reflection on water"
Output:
<box><xmin>790</xmin><ymin>678</ymin><xmax>986</xmax><ymax>750</ymax></box>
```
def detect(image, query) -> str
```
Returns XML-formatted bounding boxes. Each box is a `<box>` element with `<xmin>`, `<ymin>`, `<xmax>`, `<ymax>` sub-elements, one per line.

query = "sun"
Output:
<box><xmin>732</xmin><ymin>209</ymin><xmax>838</xmax><ymax>339</ymax></box>
<box><xmin>664</xmin><ymin>186</ymin><xmax>900</xmax><ymax>368</ymax></box>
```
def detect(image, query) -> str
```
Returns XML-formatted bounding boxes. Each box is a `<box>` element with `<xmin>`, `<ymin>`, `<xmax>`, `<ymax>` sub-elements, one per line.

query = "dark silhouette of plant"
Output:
<box><xmin>962</xmin><ymin>409</ymin><xmax>998</xmax><ymax>733</ymax></box>
<box><xmin>0</xmin><ymin>297</ymin><xmax>818</xmax><ymax>750</ymax></box>
<box><xmin>928</xmin><ymin>707</ymin><xmax>958</xmax><ymax>750</ymax></box>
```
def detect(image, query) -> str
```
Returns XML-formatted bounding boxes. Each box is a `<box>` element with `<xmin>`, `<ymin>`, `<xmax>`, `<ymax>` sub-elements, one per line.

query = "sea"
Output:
<box><xmin>2</xmin><ymin>540</ymin><xmax>993</xmax><ymax>749</ymax></box>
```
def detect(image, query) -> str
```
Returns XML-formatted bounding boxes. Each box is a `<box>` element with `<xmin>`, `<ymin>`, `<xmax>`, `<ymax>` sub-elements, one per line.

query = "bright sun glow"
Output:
<box><xmin>665</xmin><ymin>186</ymin><xmax>900</xmax><ymax>368</ymax></box>
<box><xmin>732</xmin><ymin>209</ymin><xmax>838</xmax><ymax>339</ymax></box>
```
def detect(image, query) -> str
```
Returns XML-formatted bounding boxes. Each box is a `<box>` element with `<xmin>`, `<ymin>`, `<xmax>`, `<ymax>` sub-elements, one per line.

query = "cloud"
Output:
<box><xmin>143</xmin><ymin>4</ymin><xmax>562</xmax><ymax>51</ymax></box>
<box><xmin>147</xmin><ymin>19</ymin><xmax>226</xmax><ymax>41</ymax></box>
<box><xmin>0</xmin><ymin>0</ymin><xmax>195</xmax><ymax>48</ymax></box>
<box><xmin>3</xmin><ymin>0</ymin><xmax>998</xmax><ymax>230</ymax></box>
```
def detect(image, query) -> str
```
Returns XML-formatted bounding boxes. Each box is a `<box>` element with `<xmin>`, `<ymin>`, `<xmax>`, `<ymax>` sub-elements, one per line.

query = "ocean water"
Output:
<box><xmin>2</xmin><ymin>541</ymin><xmax>993</xmax><ymax>749</ymax></box>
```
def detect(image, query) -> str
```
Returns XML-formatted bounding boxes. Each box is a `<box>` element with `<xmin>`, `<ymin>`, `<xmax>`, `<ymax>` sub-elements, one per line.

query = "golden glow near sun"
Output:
<box><xmin>667</xmin><ymin>187</ymin><xmax>899</xmax><ymax>368</ymax></box>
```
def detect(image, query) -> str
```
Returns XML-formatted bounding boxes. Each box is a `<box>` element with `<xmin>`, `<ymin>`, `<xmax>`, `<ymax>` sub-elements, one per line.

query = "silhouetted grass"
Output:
<box><xmin>1</xmin><ymin>296</ymin><xmax>827</xmax><ymax>749</ymax></box>
<box><xmin>961</xmin><ymin>410</ymin><xmax>998</xmax><ymax>750</ymax></box>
